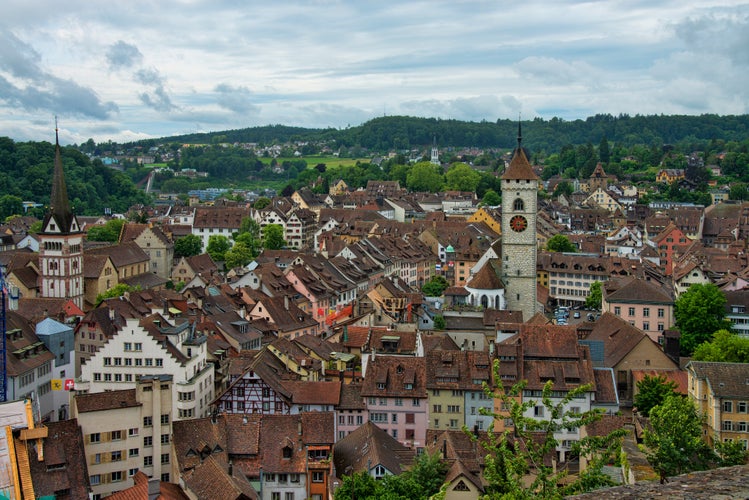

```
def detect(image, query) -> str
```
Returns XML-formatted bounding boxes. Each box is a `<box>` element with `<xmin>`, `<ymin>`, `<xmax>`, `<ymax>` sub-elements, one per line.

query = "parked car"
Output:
<box><xmin>573</xmin><ymin>311</ymin><xmax>581</xmax><ymax>319</ymax></box>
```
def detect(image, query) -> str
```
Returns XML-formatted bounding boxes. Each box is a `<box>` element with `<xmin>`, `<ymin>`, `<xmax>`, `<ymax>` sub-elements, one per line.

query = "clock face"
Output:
<box><xmin>510</xmin><ymin>215</ymin><xmax>528</xmax><ymax>233</ymax></box>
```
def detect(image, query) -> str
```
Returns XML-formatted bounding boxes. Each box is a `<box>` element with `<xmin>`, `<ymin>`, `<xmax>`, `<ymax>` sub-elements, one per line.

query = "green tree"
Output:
<box><xmin>406</xmin><ymin>161</ymin><xmax>444</xmax><ymax>193</ymax></box>
<box><xmin>333</xmin><ymin>471</ymin><xmax>377</xmax><ymax>500</ymax></box>
<box><xmin>253</xmin><ymin>197</ymin><xmax>271</xmax><ymax>210</ymax></box>
<box><xmin>714</xmin><ymin>439</ymin><xmax>749</xmax><ymax>467</ymax></box>
<box><xmin>433</xmin><ymin>315</ymin><xmax>446</xmax><ymax>330</ymax></box>
<box><xmin>0</xmin><ymin>195</ymin><xmax>23</xmax><ymax>220</ymax></box>
<box><xmin>445</xmin><ymin>162</ymin><xmax>481</xmax><ymax>192</ymax></box>
<box><xmin>95</xmin><ymin>283</ymin><xmax>139</xmax><ymax>306</ymax></box>
<box><xmin>475</xmin><ymin>360</ymin><xmax>626</xmax><ymax>498</ymax></box>
<box><xmin>234</xmin><ymin>225</ymin><xmax>262</xmax><ymax>259</ymax></box>
<box><xmin>585</xmin><ymin>281</ymin><xmax>602</xmax><ymax>310</ymax></box>
<box><xmin>224</xmin><ymin>241</ymin><xmax>255</xmax><ymax>269</ymax></box>
<box><xmin>29</xmin><ymin>220</ymin><xmax>43</xmax><ymax>234</ymax></box>
<box><xmin>552</xmin><ymin>181</ymin><xmax>573</xmax><ymax>199</ymax></box>
<box><xmin>692</xmin><ymin>329</ymin><xmax>749</xmax><ymax>363</ymax></box>
<box><xmin>422</xmin><ymin>275</ymin><xmax>449</xmax><ymax>297</ymax></box>
<box><xmin>174</xmin><ymin>234</ymin><xmax>203</xmax><ymax>258</ymax></box>
<box><xmin>599</xmin><ymin>135</ymin><xmax>611</xmax><ymax>164</ymax></box>
<box><xmin>729</xmin><ymin>183</ymin><xmax>748</xmax><ymax>201</ymax></box>
<box><xmin>262</xmin><ymin>224</ymin><xmax>286</xmax><ymax>250</ymax></box>
<box><xmin>546</xmin><ymin>234</ymin><xmax>577</xmax><ymax>253</ymax></box>
<box><xmin>86</xmin><ymin>219</ymin><xmax>125</xmax><ymax>242</ymax></box>
<box><xmin>206</xmin><ymin>234</ymin><xmax>231</xmax><ymax>263</ymax></box>
<box><xmin>634</xmin><ymin>375</ymin><xmax>677</xmax><ymax>417</ymax></box>
<box><xmin>481</xmin><ymin>189</ymin><xmax>501</xmax><ymax>206</ymax></box>
<box><xmin>642</xmin><ymin>395</ymin><xmax>715</xmax><ymax>483</ymax></box>
<box><xmin>674</xmin><ymin>283</ymin><xmax>732</xmax><ymax>355</ymax></box>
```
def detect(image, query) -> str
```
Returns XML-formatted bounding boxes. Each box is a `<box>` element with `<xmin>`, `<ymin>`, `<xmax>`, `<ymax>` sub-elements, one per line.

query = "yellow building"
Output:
<box><xmin>687</xmin><ymin>361</ymin><xmax>749</xmax><ymax>450</ymax></box>
<box><xmin>468</xmin><ymin>207</ymin><xmax>501</xmax><ymax>235</ymax></box>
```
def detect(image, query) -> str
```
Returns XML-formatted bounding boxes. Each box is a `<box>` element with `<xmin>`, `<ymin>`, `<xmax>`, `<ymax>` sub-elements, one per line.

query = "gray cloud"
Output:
<box><xmin>106</xmin><ymin>40</ymin><xmax>143</xmax><ymax>70</ymax></box>
<box><xmin>134</xmin><ymin>68</ymin><xmax>176</xmax><ymax>112</ymax></box>
<box><xmin>0</xmin><ymin>31</ymin><xmax>117</xmax><ymax>119</ymax></box>
<box><xmin>215</xmin><ymin>83</ymin><xmax>260</xmax><ymax>114</ymax></box>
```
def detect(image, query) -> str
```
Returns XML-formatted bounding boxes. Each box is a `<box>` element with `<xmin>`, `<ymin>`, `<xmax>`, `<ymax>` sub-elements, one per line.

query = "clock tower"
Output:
<box><xmin>501</xmin><ymin>123</ymin><xmax>539</xmax><ymax>321</ymax></box>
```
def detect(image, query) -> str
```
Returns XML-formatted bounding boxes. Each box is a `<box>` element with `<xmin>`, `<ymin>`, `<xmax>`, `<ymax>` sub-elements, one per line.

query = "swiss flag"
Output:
<box><xmin>64</xmin><ymin>379</ymin><xmax>75</xmax><ymax>391</ymax></box>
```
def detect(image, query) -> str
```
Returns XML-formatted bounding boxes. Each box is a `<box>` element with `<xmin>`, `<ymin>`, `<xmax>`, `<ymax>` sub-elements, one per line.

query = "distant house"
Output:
<box><xmin>333</xmin><ymin>421</ymin><xmax>415</xmax><ymax>480</ymax></box>
<box><xmin>602</xmin><ymin>276</ymin><xmax>674</xmax><ymax>342</ymax></box>
<box><xmin>656</xmin><ymin>169</ymin><xmax>685</xmax><ymax>184</ymax></box>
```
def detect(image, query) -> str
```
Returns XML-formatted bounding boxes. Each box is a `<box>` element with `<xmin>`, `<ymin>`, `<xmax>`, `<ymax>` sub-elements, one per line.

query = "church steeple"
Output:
<box><xmin>43</xmin><ymin>122</ymin><xmax>79</xmax><ymax>235</ymax></box>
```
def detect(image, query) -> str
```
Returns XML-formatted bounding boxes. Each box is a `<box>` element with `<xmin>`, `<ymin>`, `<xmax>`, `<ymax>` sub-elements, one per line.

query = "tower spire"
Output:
<box><xmin>45</xmin><ymin>119</ymin><xmax>77</xmax><ymax>234</ymax></box>
<box><xmin>517</xmin><ymin>113</ymin><xmax>522</xmax><ymax>148</ymax></box>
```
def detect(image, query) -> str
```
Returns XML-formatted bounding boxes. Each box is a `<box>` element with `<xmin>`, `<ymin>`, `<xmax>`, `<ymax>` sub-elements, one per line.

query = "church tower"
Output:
<box><xmin>501</xmin><ymin>122</ymin><xmax>539</xmax><ymax>321</ymax></box>
<box><xmin>430</xmin><ymin>135</ymin><xmax>439</xmax><ymax>165</ymax></box>
<box><xmin>38</xmin><ymin>127</ymin><xmax>84</xmax><ymax>309</ymax></box>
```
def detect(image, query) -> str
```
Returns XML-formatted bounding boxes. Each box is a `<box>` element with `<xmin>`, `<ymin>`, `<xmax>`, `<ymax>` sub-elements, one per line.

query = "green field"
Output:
<box><xmin>258</xmin><ymin>155</ymin><xmax>367</xmax><ymax>169</ymax></box>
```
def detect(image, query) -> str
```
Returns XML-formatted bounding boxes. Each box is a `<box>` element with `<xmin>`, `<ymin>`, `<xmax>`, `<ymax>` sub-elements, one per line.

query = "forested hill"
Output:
<box><xmin>0</xmin><ymin>137</ymin><xmax>150</xmax><ymax>219</ymax></box>
<box><xmin>132</xmin><ymin>114</ymin><xmax>749</xmax><ymax>153</ymax></box>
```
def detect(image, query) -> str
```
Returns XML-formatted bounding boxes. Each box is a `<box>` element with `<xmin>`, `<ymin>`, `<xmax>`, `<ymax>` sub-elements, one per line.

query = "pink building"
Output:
<box><xmin>360</xmin><ymin>356</ymin><xmax>428</xmax><ymax>452</ymax></box>
<box><xmin>602</xmin><ymin>276</ymin><xmax>674</xmax><ymax>342</ymax></box>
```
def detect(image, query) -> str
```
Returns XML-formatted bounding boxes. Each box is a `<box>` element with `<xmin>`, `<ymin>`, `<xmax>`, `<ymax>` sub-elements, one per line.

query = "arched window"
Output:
<box><xmin>513</xmin><ymin>198</ymin><xmax>524</xmax><ymax>211</ymax></box>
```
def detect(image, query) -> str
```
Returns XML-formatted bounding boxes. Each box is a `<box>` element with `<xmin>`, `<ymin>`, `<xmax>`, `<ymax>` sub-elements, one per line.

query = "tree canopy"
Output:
<box><xmin>692</xmin><ymin>329</ymin><xmax>749</xmax><ymax>363</ymax></box>
<box><xmin>86</xmin><ymin>219</ymin><xmax>125</xmax><ymax>242</ymax></box>
<box><xmin>333</xmin><ymin>452</ymin><xmax>447</xmax><ymax>500</ymax></box>
<box><xmin>475</xmin><ymin>360</ymin><xmax>626</xmax><ymax>498</ymax></box>
<box><xmin>421</xmin><ymin>275</ymin><xmax>449</xmax><ymax>297</ymax></box>
<box><xmin>585</xmin><ymin>281</ymin><xmax>602</xmax><ymax>310</ymax></box>
<box><xmin>633</xmin><ymin>375</ymin><xmax>678</xmax><ymax>417</ymax></box>
<box><xmin>406</xmin><ymin>162</ymin><xmax>444</xmax><ymax>192</ymax></box>
<box><xmin>444</xmin><ymin>162</ymin><xmax>481</xmax><ymax>192</ymax></box>
<box><xmin>674</xmin><ymin>283</ymin><xmax>732</xmax><ymax>355</ymax></box>
<box><xmin>642</xmin><ymin>395</ymin><xmax>715</xmax><ymax>483</ymax></box>
<box><xmin>262</xmin><ymin>224</ymin><xmax>286</xmax><ymax>250</ymax></box>
<box><xmin>174</xmin><ymin>234</ymin><xmax>203</xmax><ymax>258</ymax></box>
<box><xmin>206</xmin><ymin>234</ymin><xmax>231</xmax><ymax>263</ymax></box>
<box><xmin>546</xmin><ymin>234</ymin><xmax>577</xmax><ymax>253</ymax></box>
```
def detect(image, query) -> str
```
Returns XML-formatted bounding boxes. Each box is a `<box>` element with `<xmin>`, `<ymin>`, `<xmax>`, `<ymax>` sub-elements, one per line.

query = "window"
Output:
<box><xmin>103</xmin><ymin>357</ymin><xmax>111</xmax><ymax>366</ymax></box>
<box><xmin>534</xmin><ymin>406</ymin><xmax>544</xmax><ymax>418</ymax></box>
<box><xmin>449</xmin><ymin>419</ymin><xmax>458</xmax><ymax>428</ymax></box>
<box><xmin>723</xmin><ymin>421</ymin><xmax>733</xmax><ymax>431</ymax></box>
<box><xmin>156</xmin><ymin>359</ymin><xmax>163</xmax><ymax>367</ymax></box>
<box><xmin>111</xmin><ymin>450</ymin><xmax>122</xmax><ymax>462</ymax></box>
<box><xmin>111</xmin><ymin>471</ymin><xmax>123</xmax><ymax>482</ymax></box>
<box><xmin>144</xmin><ymin>416</ymin><xmax>153</xmax><ymax>427</ymax></box>
<box><xmin>394</xmin><ymin>398</ymin><xmax>403</xmax><ymax>406</ymax></box>
<box><xmin>285</xmin><ymin>493</ymin><xmax>294</xmax><ymax>500</ymax></box>
<box><xmin>114</xmin><ymin>357</ymin><xmax>122</xmax><ymax>366</ymax></box>
<box><xmin>90</xmin><ymin>433</ymin><xmax>100</xmax><ymax>443</ymax></box>
<box><xmin>143</xmin><ymin>456</ymin><xmax>153</xmax><ymax>467</ymax></box>
<box><xmin>161</xmin><ymin>414</ymin><xmax>169</xmax><ymax>425</ymax></box>
<box><xmin>739</xmin><ymin>402</ymin><xmax>748</xmax><ymax>413</ymax></box>
<box><xmin>129</xmin><ymin>468</ymin><xmax>138</xmax><ymax>477</ymax></box>
<box><xmin>111</xmin><ymin>430</ymin><xmax>122</xmax><ymax>441</ymax></box>
<box><xmin>628</xmin><ymin>307</ymin><xmax>635</xmax><ymax>317</ymax></box>
<box><xmin>90</xmin><ymin>474</ymin><xmax>100</xmax><ymax>485</ymax></box>
<box><xmin>405</xmin><ymin>413</ymin><xmax>415</xmax><ymax>424</ymax></box>
<box><xmin>614</xmin><ymin>306</ymin><xmax>621</xmax><ymax>315</ymax></box>
<box><xmin>161</xmin><ymin>434</ymin><xmax>170</xmax><ymax>444</ymax></box>
<box><xmin>145</xmin><ymin>359</ymin><xmax>153</xmax><ymax>367</ymax></box>
<box><xmin>643</xmin><ymin>322</ymin><xmax>650</xmax><ymax>331</ymax></box>
<box><xmin>433</xmin><ymin>404</ymin><xmax>442</xmax><ymax>413</ymax></box>
<box><xmin>93</xmin><ymin>453</ymin><xmax>101</xmax><ymax>464</ymax></box>
<box><xmin>724</xmin><ymin>401</ymin><xmax>734</xmax><ymax>413</ymax></box>
<box><xmin>124</xmin><ymin>342</ymin><xmax>132</xmax><ymax>351</ymax></box>
<box><xmin>161</xmin><ymin>453</ymin><xmax>170</xmax><ymax>464</ymax></box>
<box><xmin>513</xmin><ymin>198</ymin><xmax>524</xmax><ymax>211</ymax></box>
<box><xmin>391</xmin><ymin>413</ymin><xmax>398</xmax><ymax>423</ymax></box>
<box><xmin>643</xmin><ymin>308</ymin><xmax>650</xmax><ymax>317</ymax></box>
<box><xmin>658</xmin><ymin>308</ymin><xmax>665</xmax><ymax>318</ymax></box>
<box><xmin>129</xmin><ymin>448</ymin><xmax>139</xmax><ymax>457</ymax></box>
<box><xmin>143</xmin><ymin>436</ymin><xmax>153</xmax><ymax>447</ymax></box>
<box><xmin>135</xmin><ymin>358</ymin><xmax>143</xmax><ymax>366</ymax></box>
<box><xmin>272</xmin><ymin>494</ymin><xmax>281</xmax><ymax>500</ymax></box>
<box><xmin>134</xmin><ymin>343</ymin><xmax>142</xmax><ymax>351</ymax></box>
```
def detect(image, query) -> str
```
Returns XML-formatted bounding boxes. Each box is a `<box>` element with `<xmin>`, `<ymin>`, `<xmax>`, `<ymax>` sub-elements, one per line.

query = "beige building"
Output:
<box><xmin>120</xmin><ymin>223</ymin><xmax>175</xmax><ymax>280</ymax></box>
<box><xmin>83</xmin><ymin>254</ymin><xmax>118</xmax><ymax>307</ymax></box>
<box><xmin>687</xmin><ymin>361</ymin><xmax>749</xmax><ymax>450</ymax></box>
<box><xmin>72</xmin><ymin>375</ymin><xmax>177</xmax><ymax>499</ymax></box>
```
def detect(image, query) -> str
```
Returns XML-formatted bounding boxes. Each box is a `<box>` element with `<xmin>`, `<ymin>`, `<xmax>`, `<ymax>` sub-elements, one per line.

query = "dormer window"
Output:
<box><xmin>377</xmin><ymin>383</ymin><xmax>386</xmax><ymax>390</ymax></box>
<box><xmin>404</xmin><ymin>383</ymin><xmax>413</xmax><ymax>390</ymax></box>
<box><xmin>282</xmin><ymin>446</ymin><xmax>293</xmax><ymax>459</ymax></box>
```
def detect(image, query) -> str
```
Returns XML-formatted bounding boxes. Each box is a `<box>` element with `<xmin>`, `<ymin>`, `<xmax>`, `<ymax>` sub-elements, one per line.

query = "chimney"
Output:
<box><xmin>147</xmin><ymin>478</ymin><xmax>160</xmax><ymax>500</ymax></box>
<box><xmin>442</xmin><ymin>439</ymin><xmax>447</xmax><ymax>459</ymax></box>
<box><xmin>284</xmin><ymin>295</ymin><xmax>289</xmax><ymax>311</ymax></box>
<box><xmin>109</xmin><ymin>307</ymin><xmax>115</xmax><ymax>321</ymax></box>
<box><xmin>228</xmin><ymin>460</ymin><xmax>233</xmax><ymax>476</ymax></box>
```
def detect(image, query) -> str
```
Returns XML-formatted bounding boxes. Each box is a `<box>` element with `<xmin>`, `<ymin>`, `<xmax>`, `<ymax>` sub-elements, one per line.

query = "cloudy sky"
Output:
<box><xmin>1</xmin><ymin>1</ymin><xmax>747</xmax><ymax>144</ymax></box>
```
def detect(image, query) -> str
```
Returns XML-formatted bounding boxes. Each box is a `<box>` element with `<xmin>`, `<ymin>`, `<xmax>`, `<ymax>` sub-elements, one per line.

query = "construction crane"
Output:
<box><xmin>0</xmin><ymin>264</ymin><xmax>19</xmax><ymax>403</ymax></box>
